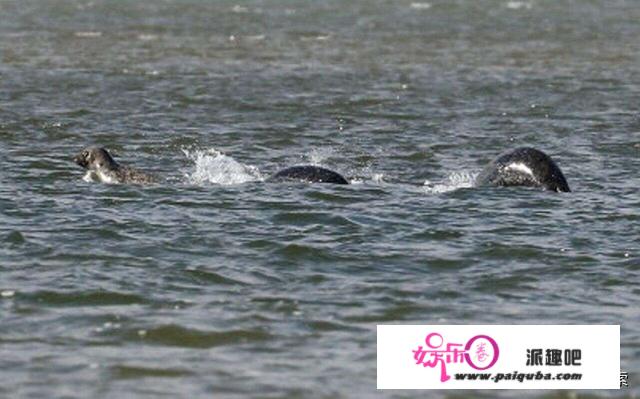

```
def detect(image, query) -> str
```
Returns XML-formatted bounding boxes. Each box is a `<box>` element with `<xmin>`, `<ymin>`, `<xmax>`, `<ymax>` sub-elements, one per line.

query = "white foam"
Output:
<box><xmin>137</xmin><ymin>34</ymin><xmax>158</xmax><ymax>41</ymax></box>
<box><xmin>300</xmin><ymin>34</ymin><xmax>331</xmax><ymax>42</ymax></box>
<box><xmin>348</xmin><ymin>173</ymin><xmax>382</xmax><ymax>185</ymax></box>
<box><xmin>410</xmin><ymin>2</ymin><xmax>431</xmax><ymax>10</ymax></box>
<box><xmin>506</xmin><ymin>1</ymin><xmax>532</xmax><ymax>10</ymax></box>
<box><xmin>74</xmin><ymin>31</ymin><xmax>102</xmax><ymax>38</ymax></box>
<box><xmin>423</xmin><ymin>171</ymin><xmax>478</xmax><ymax>194</ymax></box>
<box><xmin>372</xmin><ymin>173</ymin><xmax>385</xmax><ymax>183</ymax></box>
<box><xmin>183</xmin><ymin>148</ymin><xmax>263</xmax><ymax>185</ymax></box>
<box><xmin>305</xmin><ymin>148</ymin><xmax>335</xmax><ymax>165</ymax></box>
<box><xmin>231</xmin><ymin>5</ymin><xmax>249</xmax><ymax>13</ymax></box>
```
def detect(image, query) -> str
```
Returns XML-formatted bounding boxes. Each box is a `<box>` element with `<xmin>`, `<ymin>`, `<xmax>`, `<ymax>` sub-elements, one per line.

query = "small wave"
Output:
<box><xmin>20</xmin><ymin>290</ymin><xmax>147</xmax><ymax>307</ymax></box>
<box><xmin>246</xmin><ymin>34</ymin><xmax>266</xmax><ymax>42</ymax></box>
<box><xmin>231</xmin><ymin>5</ymin><xmax>249</xmax><ymax>13</ymax></box>
<box><xmin>109</xmin><ymin>365</ymin><xmax>193</xmax><ymax>379</ymax></box>
<box><xmin>137</xmin><ymin>34</ymin><xmax>158</xmax><ymax>41</ymax></box>
<box><xmin>183</xmin><ymin>148</ymin><xmax>262</xmax><ymax>185</ymax></box>
<box><xmin>506</xmin><ymin>1</ymin><xmax>532</xmax><ymax>10</ymax></box>
<box><xmin>410</xmin><ymin>2</ymin><xmax>431</xmax><ymax>10</ymax></box>
<box><xmin>423</xmin><ymin>171</ymin><xmax>478</xmax><ymax>194</ymax></box>
<box><xmin>74</xmin><ymin>31</ymin><xmax>102</xmax><ymax>38</ymax></box>
<box><xmin>299</xmin><ymin>34</ymin><xmax>331</xmax><ymax>42</ymax></box>
<box><xmin>1</xmin><ymin>290</ymin><xmax>15</xmax><ymax>298</ymax></box>
<box><xmin>125</xmin><ymin>324</ymin><xmax>271</xmax><ymax>348</ymax></box>
<box><xmin>5</xmin><ymin>231</ymin><xmax>25</xmax><ymax>244</ymax></box>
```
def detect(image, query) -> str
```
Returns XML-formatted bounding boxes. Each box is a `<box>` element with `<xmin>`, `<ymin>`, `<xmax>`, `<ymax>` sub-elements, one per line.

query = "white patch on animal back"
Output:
<box><xmin>505</xmin><ymin>162</ymin><xmax>533</xmax><ymax>176</ymax></box>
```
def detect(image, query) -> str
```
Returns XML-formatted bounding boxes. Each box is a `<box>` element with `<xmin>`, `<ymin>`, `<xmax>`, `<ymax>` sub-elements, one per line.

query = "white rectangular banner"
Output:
<box><xmin>377</xmin><ymin>325</ymin><xmax>619</xmax><ymax>389</ymax></box>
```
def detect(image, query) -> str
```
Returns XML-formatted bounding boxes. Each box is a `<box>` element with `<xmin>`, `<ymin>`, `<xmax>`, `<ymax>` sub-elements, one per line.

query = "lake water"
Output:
<box><xmin>1</xmin><ymin>0</ymin><xmax>638</xmax><ymax>397</ymax></box>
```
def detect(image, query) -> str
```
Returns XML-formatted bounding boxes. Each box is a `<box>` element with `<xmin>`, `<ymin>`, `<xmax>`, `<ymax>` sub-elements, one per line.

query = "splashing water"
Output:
<box><xmin>183</xmin><ymin>148</ymin><xmax>263</xmax><ymax>185</ymax></box>
<box><xmin>423</xmin><ymin>171</ymin><xmax>478</xmax><ymax>194</ymax></box>
<box><xmin>305</xmin><ymin>148</ymin><xmax>335</xmax><ymax>165</ymax></box>
<box><xmin>371</xmin><ymin>173</ymin><xmax>385</xmax><ymax>183</ymax></box>
<box><xmin>349</xmin><ymin>172</ymin><xmax>385</xmax><ymax>185</ymax></box>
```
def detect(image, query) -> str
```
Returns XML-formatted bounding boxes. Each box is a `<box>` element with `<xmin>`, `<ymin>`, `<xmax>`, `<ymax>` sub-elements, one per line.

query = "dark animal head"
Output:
<box><xmin>74</xmin><ymin>147</ymin><xmax>118</xmax><ymax>171</ymax></box>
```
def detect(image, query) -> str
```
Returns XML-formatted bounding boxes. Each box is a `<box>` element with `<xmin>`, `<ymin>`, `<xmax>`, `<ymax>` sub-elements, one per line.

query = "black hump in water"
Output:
<box><xmin>476</xmin><ymin>147</ymin><xmax>570</xmax><ymax>192</ymax></box>
<box><xmin>268</xmin><ymin>165</ymin><xmax>349</xmax><ymax>185</ymax></box>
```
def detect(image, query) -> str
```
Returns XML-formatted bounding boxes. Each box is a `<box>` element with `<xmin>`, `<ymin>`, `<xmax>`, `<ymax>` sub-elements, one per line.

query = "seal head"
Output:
<box><xmin>74</xmin><ymin>146</ymin><xmax>119</xmax><ymax>171</ymax></box>
<box><xmin>476</xmin><ymin>147</ymin><xmax>570</xmax><ymax>192</ymax></box>
<box><xmin>73</xmin><ymin>146</ymin><xmax>156</xmax><ymax>184</ymax></box>
<box><xmin>268</xmin><ymin>165</ymin><xmax>349</xmax><ymax>184</ymax></box>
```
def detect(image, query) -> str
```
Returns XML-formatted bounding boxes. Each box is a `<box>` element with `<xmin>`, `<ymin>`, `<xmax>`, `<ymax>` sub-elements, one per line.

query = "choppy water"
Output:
<box><xmin>1</xmin><ymin>0</ymin><xmax>639</xmax><ymax>398</ymax></box>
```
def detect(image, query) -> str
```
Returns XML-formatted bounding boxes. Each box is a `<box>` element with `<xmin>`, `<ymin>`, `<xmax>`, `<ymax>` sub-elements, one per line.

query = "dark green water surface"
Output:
<box><xmin>1</xmin><ymin>0</ymin><xmax>638</xmax><ymax>397</ymax></box>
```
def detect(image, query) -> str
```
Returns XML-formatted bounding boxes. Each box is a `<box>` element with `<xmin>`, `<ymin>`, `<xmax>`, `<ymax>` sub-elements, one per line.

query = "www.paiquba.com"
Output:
<box><xmin>455</xmin><ymin>371</ymin><xmax>582</xmax><ymax>383</ymax></box>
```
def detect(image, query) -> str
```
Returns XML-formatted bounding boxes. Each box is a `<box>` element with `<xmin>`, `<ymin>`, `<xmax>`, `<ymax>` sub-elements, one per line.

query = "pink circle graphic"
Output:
<box><xmin>464</xmin><ymin>334</ymin><xmax>499</xmax><ymax>370</ymax></box>
<box><xmin>425</xmin><ymin>332</ymin><xmax>443</xmax><ymax>349</ymax></box>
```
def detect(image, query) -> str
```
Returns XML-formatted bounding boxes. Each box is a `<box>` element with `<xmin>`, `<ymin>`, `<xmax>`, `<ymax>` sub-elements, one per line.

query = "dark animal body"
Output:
<box><xmin>268</xmin><ymin>165</ymin><xmax>349</xmax><ymax>184</ymax></box>
<box><xmin>74</xmin><ymin>146</ymin><xmax>569</xmax><ymax>191</ymax></box>
<box><xmin>73</xmin><ymin>147</ymin><xmax>156</xmax><ymax>184</ymax></box>
<box><xmin>476</xmin><ymin>147</ymin><xmax>570</xmax><ymax>192</ymax></box>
